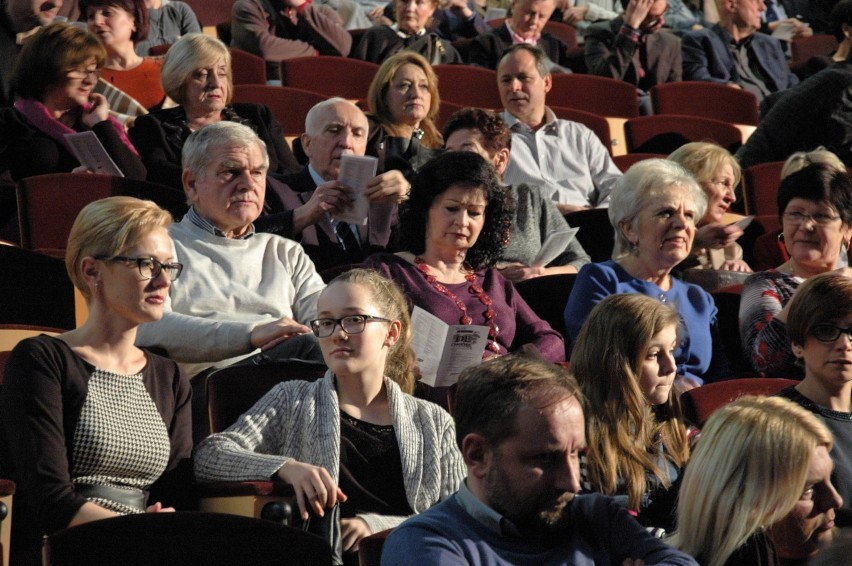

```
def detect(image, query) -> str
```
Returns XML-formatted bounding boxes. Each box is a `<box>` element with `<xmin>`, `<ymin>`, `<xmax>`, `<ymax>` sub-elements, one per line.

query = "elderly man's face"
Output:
<box><xmin>510</xmin><ymin>0</ymin><xmax>555</xmax><ymax>40</ymax></box>
<box><xmin>5</xmin><ymin>0</ymin><xmax>62</xmax><ymax>31</ymax></box>
<box><xmin>497</xmin><ymin>49</ymin><xmax>551</xmax><ymax>128</ymax></box>
<box><xmin>301</xmin><ymin>102</ymin><xmax>369</xmax><ymax>181</ymax></box>
<box><xmin>183</xmin><ymin>143</ymin><xmax>268</xmax><ymax>238</ymax></box>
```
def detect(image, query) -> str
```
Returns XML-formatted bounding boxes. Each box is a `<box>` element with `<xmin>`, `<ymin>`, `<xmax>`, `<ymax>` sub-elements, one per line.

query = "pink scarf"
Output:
<box><xmin>13</xmin><ymin>98</ymin><xmax>140</xmax><ymax>158</ymax></box>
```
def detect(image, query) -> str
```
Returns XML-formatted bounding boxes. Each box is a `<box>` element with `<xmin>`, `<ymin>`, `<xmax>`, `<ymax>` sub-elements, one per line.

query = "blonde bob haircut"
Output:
<box><xmin>66</xmin><ymin>197</ymin><xmax>173</xmax><ymax>301</ymax></box>
<box><xmin>160</xmin><ymin>33</ymin><xmax>233</xmax><ymax>107</ymax></box>
<box><xmin>367</xmin><ymin>51</ymin><xmax>442</xmax><ymax>149</ymax></box>
<box><xmin>608</xmin><ymin>158</ymin><xmax>707</xmax><ymax>259</ymax></box>
<box><xmin>667</xmin><ymin>142</ymin><xmax>742</xmax><ymax>189</ymax></box>
<box><xmin>671</xmin><ymin>396</ymin><xmax>833</xmax><ymax>566</ymax></box>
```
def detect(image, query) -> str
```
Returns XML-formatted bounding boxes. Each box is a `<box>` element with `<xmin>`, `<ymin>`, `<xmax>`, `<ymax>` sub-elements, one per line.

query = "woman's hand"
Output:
<box><xmin>146</xmin><ymin>502</ymin><xmax>175</xmax><ymax>513</ymax></box>
<box><xmin>497</xmin><ymin>263</ymin><xmax>545</xmax><ymax>282</ymax></box>
<box><xmin>80</xmin><ymin>93</ymin><xmax>110</xmax><ymax>128</ymax></box>
<box><xmin>277</xmin><ymin>460</ymin><xmax>347</xmax><ymax>521</ymax></box>
<box><xmin>719</xmin><ymin>259</ymin><xmax>752</xmax><ymax>272</ymax></box>
<box><xmin>694</xmin><ymin>222</ymin><xmax>744</xmax><ymax>250</ymax></box>
<box><xmin>341</xmin><ymin>517</ymin><xmax>373</xmax><ymax>551</ymax></box>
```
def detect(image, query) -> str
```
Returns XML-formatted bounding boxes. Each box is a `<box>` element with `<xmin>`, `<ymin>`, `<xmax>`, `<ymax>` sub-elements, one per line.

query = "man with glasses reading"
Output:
<box><xmin>136</xmin><ymin>121</ymin><xmax>326</xmax><ymax>441</ymax></box>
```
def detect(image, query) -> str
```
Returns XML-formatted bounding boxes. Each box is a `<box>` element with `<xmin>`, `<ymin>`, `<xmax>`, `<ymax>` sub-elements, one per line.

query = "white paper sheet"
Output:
<box><xmin>334</xmin><ymin>154</ymin><xmax>377</xmax><ymax>225</ymax></box>
<box><xmin>411</xmin><ymin>307</ymin><xmax>488</xmax><ymax>387</ymax></box>
<box><xmin>64</xmin><ymin>131</ymin><xmax>124</xmax><ymax>177</ymax></box>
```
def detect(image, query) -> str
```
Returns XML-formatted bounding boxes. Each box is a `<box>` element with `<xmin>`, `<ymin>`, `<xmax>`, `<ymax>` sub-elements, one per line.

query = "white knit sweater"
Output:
<box><xmin>193</xmin><ymin>371</ymin><xmax>466</xmax><ymax>532</ymax></box>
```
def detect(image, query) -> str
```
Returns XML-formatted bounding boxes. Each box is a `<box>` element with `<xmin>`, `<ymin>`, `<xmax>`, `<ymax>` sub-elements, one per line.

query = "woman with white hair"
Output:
<box><xmin>563</xmin><ymin>158</ymin><xmax>729</xmax><ymax>385</ymax></box>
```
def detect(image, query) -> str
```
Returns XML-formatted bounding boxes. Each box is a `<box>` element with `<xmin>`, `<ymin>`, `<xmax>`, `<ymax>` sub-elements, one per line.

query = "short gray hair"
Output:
<box><xmin>303</xmin><ymin>97</ymin><xmax>366</xmax><ymax>136</ymax></box>
<box><xmin>160</xmin><ymin>33</ymin><xmax>232</xmax><ymax>105</ymax></box>
<box><xmin>608</xmin><ymin>158</ymin><xmax>707</xmax><ymax>258</ymax></box>
<box><xmin>182</xmin><ymin>121</ymin><xmax>269</xmax><ymax>180</ymax></box>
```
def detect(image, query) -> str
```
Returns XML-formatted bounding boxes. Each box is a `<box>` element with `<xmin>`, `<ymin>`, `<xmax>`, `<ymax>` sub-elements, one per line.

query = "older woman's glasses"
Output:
<box><xmin>782</xmin><ymin>211</ymin><xmax>840</xmax><ymax>225</ymax></box>
<box><xmin>811</xmin><ymin>324</ymin><xmax>852</xmax><ymax>342</ymax></box>
<box><xmin>66</xmin><ymin>67</ymin><xmax>101</xmax><ymax>81</ymax></box>
<box><xmin>309</xmin><ymin>315</ymin><xmax>391</xmax><ymax>338</ymax></box>
<box><xmin>96</xmin><ymin>256</ymin><xmax>184</xmax><ymax>280</ymax></box>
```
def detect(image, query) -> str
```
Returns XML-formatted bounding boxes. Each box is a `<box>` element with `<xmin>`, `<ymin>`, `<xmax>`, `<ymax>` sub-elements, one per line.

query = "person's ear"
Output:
<box><xmin>543</xmin><ymin>73</ymin><xmax>553</xmax><ymax>94</ymax></box>
<box><xmin>80</xmin><ymin>256</ymin><xmax>101</xmax><ymax>293</ymax></box>
<box><xmin>301</xmin><ymin>133</ymin><xmax>313</xmax><ymax>160</ymax></box>
<box><xmin>384</xmin><ymin>319</ymin><xmax>401</xmax><ymax>348</ymax></box>
<box><xmin>791</xmin><ymin>341</ymin><xmax>805</xmax><ymax>359</ymax></box>
<box><xmin>492</xmin><ymin>148</ymin><xmax>510</xmax><ymax>177</ymax></box>
<box><xmin>182</xmin><ymin>169</ymin><xmax>198</xmax><ymax>203</ymax></box>
<box><xmin>619</xmin><ymin>219</ymin><xmax>639</xmax><ymax>248</ymax></box>
<box><xmin>462</xmin><ymin>433</ymin><xmax>493</xmax><ymax>479</ymax></box>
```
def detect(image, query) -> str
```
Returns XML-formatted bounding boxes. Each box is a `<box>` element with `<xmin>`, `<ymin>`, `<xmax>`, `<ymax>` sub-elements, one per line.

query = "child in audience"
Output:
<box><xmin>572</xmin><ymin>293</ymin><xmax>692</xmax><ymax>533</ymax></box>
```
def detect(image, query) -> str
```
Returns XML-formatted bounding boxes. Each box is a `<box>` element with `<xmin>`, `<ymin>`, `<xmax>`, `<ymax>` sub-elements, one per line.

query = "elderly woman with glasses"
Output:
<box><xmin>739</xmin><ymin>163</ymin><xmax>852</xmax><ymax>378</ymax></box>
<box><xmin>0</xmin><ymin>197</ymin><xmax>191</xmax><ymax>566</ymax></box>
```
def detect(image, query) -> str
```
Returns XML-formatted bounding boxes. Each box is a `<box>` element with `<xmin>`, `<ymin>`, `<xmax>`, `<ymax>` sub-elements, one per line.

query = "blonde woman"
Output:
<box><xmin>672</xmin><ymin>396</ymin><xmax>841</xmax><ymax>566</ymax></box>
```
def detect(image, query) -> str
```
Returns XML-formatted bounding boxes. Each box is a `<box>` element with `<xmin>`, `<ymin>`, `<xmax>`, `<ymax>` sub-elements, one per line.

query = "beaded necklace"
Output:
<box><xmin>414</xmin><ymin>256</ymin><xmax>500</xmax><ymax>353</ymax></box>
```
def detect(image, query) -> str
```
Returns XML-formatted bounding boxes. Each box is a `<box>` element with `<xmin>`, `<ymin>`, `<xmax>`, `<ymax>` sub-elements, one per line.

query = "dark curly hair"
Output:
<box><xmin>399</xmin><ymin>151</ymin><xmax>510</xmax><ymax>268</ymax></box>
<box><xmin>442</xmin><ymin>107</ymin><xmax>512</xmax><ymax>155</ymax></box>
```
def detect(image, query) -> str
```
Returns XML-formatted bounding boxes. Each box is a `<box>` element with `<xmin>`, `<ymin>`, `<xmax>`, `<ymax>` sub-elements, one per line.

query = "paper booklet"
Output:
<box><xmin>411</xmin><ymin>306</ymin><xmax>489</xmax><ymax>387</ymax></box>
<box><xmin>333</xmin><ymin>154</ymin><xmax>378</xmax><ymax>225</ymax></box>
<box><xmin>532</xmin><ymin>228</ymin><xmax>579</xmax><ymax>268</ymax></box>
<box><xmin>64</xmin><ymin>131</ymin><xmax>124</xmax><ymax>177</ymax></box>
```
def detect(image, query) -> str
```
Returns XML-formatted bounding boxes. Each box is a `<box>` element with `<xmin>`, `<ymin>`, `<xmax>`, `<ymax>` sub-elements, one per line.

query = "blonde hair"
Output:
<box><xmin>781</xmin><ymin>147</ymin><xmax>846</xmax><ymax>179</ymax></box>
<box><xmin>326</xmin><ymin>269</ymin><xmax>417</xmax><ymax>394</ymax></box>
<box><xmin>66</xmin><ymin>197</ymin><xmax>173</xmax><ymax>301</ymax></box>
<box><xmin>571</xmin><ymin>294</ymin><xmax>688</xmax><ymax>510</ymax></box>
<box><xmin>668</xmin><ymin>141</ymin><xmax>742</xmax><ymax>188</ymax></box>
<box><xmin>367</xmin><ymin>51</ymin><xmax>442</xmax><ymax>149</ymax></box>
<box><xmin>160</xmin><ymin>33</ymin><xmax>233</xmax><ymax>106</ymax></box>
<box><xmin>671</xmin><ymin>396</ymin><xmax>833</xmax><ymax>566</ymax></box>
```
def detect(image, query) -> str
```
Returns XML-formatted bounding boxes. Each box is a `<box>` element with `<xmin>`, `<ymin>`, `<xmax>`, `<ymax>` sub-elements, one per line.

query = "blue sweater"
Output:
<box><xmin>381</xmin><ymin>492</ymin><xmax>697</xmax><ymax>565</ymax></box>
<box><xmin>563</xmin><ymin>260</ymin><xmax>722</xmax><ymax>383</ymax></box>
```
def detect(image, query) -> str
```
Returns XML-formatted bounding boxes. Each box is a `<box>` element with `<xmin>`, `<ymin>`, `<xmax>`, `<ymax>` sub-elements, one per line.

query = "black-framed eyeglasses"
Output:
<box><xmin>96</xmin><ymin>256</ymin><xmax>184</xmax><ymax>280</ymax></box>
<box><xmin>811</xmin><ymin>324</ymin><xmax>852</xmax><ymax>342</ymax></box>
<box><xmin>309</xmin><ymin>315</ymin><xmax>392</xmax><ymax>338</ymax></box>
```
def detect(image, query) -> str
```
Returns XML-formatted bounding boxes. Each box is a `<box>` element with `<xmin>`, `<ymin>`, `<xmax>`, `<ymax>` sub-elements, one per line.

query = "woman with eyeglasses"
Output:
<box><xmin>739</xmin><ymin>163</ymin><xmax>852</xmax><ymax>378</ymax></box>
<box><xmin>0</xmin><ymin>197</ymin><xmax>191</xmax><ymax>566</ymax></box>
<box><xmin>0</xmin><ymin>22</ymin><xmax>145</xmax><ymax>182</ymax></box>
<box><xmin>194</xmin><ymin>268</ymin><xmax>465</xmax><ymax>563</ymax></box>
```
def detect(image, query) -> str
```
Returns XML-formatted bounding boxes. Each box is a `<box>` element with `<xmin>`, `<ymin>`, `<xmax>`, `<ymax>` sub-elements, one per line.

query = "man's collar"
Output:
<box><xmin>392</xmin><ymin>23</ymin><xmax>426</xmax><ymax>39</ymax></box>
<box><xmin>502</xmin><ymin>107</ymin><xmax>558</xmax><ymax>133</ymax></box>
<box><xmin>186</xmin><ymin>206</ymin><xmax>255</xmax><ymax>239</ymax></box>
<box><xmin>307</xmin><ymin>163</ymin><xmax>327</xmax><ymax>187</ymax></box>
<box><xmin>455</xmin><ymin>480</ymin><xmax>523</xmax><ymax>538</ymax></box>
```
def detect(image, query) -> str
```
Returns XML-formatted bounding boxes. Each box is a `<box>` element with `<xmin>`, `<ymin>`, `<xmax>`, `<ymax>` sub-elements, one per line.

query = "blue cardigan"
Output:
<box><xmin>564</xmin><ymin>260</ymin><xmax>724</xmax><ymax>383</ymax></box>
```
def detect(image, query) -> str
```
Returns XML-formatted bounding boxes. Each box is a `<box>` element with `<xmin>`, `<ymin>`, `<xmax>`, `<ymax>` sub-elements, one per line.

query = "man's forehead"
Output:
<box><xmin>210</xmin><ymin>144</ymin><xmax>266</xmax><ymax>165</ymax></box>
<box><xmin>499</xmin><ymin>52</ymin><xmax>541</xmax><ymax>76</ymax></box>
<box><xmin>320</xmin><ymin>103</ymin><xmax>368</xmax><ymax>130</ymax></box>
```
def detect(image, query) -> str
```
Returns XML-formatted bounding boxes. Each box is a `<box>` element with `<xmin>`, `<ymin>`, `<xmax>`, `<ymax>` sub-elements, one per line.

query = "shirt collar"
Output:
<box><xmin>307</xmin><ymin>164</ymin><xmax>327</xmax><ymax>186</ymax></box>
<box><xmin>504</xmin><ymin>20</ymin><xmax>540</xmax><ymax>45</ymax></box>
<box><xmin>392</xmin><ymin>23</ymin><xmax>426</xmax><ymax>39</ymax></box>
<box><xmin>502</xmin><ymin>107</ymin><xmax>559</xmax><ymax>134</ymax></box>
<box><xmin>186</xmin><ymin>206</ymin><xmax>255</xmax><ymax>239</ymax></box>
<box><xmin>454</xmin><ymin>479</ymin><xmax>523</xmax><ymax>538</ymax></box>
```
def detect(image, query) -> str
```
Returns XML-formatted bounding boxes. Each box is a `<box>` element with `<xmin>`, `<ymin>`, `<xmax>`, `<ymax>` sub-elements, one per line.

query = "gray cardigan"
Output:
<box><xmin>194</xmin><ymin>371</ymin><xmax>466</xmax><ymax>532</ymax></box>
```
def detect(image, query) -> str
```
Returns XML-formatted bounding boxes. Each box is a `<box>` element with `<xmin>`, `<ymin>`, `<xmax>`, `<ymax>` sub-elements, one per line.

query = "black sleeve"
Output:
<box><xmin>92</xmin><ymin>120</ymin><xmax>147</xmax><ymax>181</ymax></box>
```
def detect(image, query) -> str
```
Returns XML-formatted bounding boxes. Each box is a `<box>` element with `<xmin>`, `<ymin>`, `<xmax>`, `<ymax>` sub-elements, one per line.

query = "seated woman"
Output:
<box><xmin>572</xmin><ymin>293</ymin><xmax>691</xmax><ymax>533</ymax></box>
<box><xmin>82</xmin><ymin>0</ymin><xmax>167</xmax><ymax>111</ymax></box>
<box><xmin>443</xmin><ymin>107</ymin><xmax>591</xmax><ymax>282</ymax></box>
<box><xmin>668</xmin><ymin>142</ymin><xmax>751</xmax><ymax>274</ymax></box>
<box><xmin>194</xmin><ymin>268</ymin><xmax>465</xmax><ymax>562</ymax></box>
<box><xmin>777</xmin><ymin>271</ymin><xmax>852</xmax><ymax>530</ymax></box>
<box><xmin>134</xmin><ymin>0</ymin><xmax>201</xmax><ymax>56</ymax></box>
<box><xmin>364</xmin><ymin>151</ymin><xmax>565</xmax><ymax>362</ymax></box>
<box><xmin>0</xmin><ymin>197</ymin><xmax>191</xmax><ymax>566</ymax></box>
<box><xmin>739</xmin><ymin>163</ymin><xmax>852</xmax><ymax>378</ymax></box>
<box><xmin>563</xmin><ymin>158</ymin><xmax>728</xmax><ymax>384</ymax></box>
<box><xmin>671</xmin><ymin>396</ymin><xmax>842</xmax><ymax>566</ymax></box>
<box><xmin>0</xmin><ymin>22</ymin><xmax>145</xmax><ymax>181</ymax></box>
<box><xmin>365</xmin><ymin>51</ymin><xmax>444</xmax><ymax>177</ymax></box>
<box><xmin>129</xmin><ymin>33</ymin><xmax>300</xmax><ymax>190</ymax></box>
<box><xmin>352</xmin><ymin>0</ymin><xmax>462</xmax><ymax>64</ymax></box>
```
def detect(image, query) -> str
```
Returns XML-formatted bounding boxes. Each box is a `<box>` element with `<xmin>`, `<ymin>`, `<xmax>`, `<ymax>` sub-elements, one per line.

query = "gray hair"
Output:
<box><xmin>608</xmin><ymin>158</ymin><xmax>707</xmax><ymax>259</ymax></box>
<box><xmin>303</xmin><ymin>97</ymin><xmax>366</xmax><ymax>136</ymax></box>
<box><xmin>182</xmin><ymin>121</ymin><xmax>269</xmax><ymax>180</ymax></box>
<box><xmin>160</xmin><ymin>33</ymin><xmax>232</xmax><ymax>105</ymax></box>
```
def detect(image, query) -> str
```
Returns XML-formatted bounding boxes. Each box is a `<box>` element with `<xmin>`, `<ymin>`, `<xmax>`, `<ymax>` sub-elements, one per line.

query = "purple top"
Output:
<box><xmin>364</xmin><ymin>253</ymin><xmax>565</xmax><ymax>363</ymax></box>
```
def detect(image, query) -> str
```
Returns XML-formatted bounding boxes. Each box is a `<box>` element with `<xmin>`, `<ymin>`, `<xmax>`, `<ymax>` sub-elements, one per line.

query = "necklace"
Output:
<box><xmin>414</xmin><ymin>256</ymin><xmax>500</xmax><ymax>353</ymax></box>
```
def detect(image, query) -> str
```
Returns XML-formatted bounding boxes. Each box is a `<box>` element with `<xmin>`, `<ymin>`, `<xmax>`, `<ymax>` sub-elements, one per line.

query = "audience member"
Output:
<box><xmin>364</xmin><ymin>51</ymin><xmax>443</xmax><ymax>175</ymax></box>
<box><xmin>760</xmin><ymin>0</ymin><xmax>812</xmax><ymax>40</ymax></box>
<box><xmin>82</xmin><ymin>0</ymin><xmax>167</xmax><ymax>111</ymax></box>
<box><xmin>681</xmin><ymin>0</ymin><xmax>798</xmax><ymax>103</ymax></box>
<box><xmin>498</xmin><ymin>44</ymin><xmax>622</xmax><ymax>213</ymax></box>
<box><xmin>381</xmin><ymin>355</ymin><xmax>699</xmax><ymax>565</ymax></box>
<box><xmin>564</xmin><ymin>158</ymin><xmax>729</xmax><ymax>385</ymax></box>
<box><xmin>442</xmin><ymin>107</ymin><xmax>591</xmax><ymax>281</ymax></box>
<box><xmin>573</xmin><ymin>293</ymin><xmax>691</xmax><ymax>533</ymax></box>
<box><xmin>365</xmin><ymin>151</ymin><xmax>566</xmax><ymax>362</ymax></box>
<box><xmin>352</xmin><ymin>0</ymin><xmax>462</xmax><ymax>64</ymax></box>
<box><xmin>739</xmin><ymin>164</ymin><xmax>852</xmax><ymax>377</ymax></box>
<box><xmin>468</xmin><ymin>0</ymin><xmax>574</xmax><ymax>69</ymax></box>
<box><xmin>557</xmin><ymin>0</ymin><xmax>620</xmax><ymax>34</ymax></box>
<box><xmin>664</xmin><ymin>0</ymin><xmax>708</xmax><ymax>33</ymax></box>
<box><xmin>195</xmin><ymin>268</ymin><xmax>465</xmax><ymax>563</ymax></box>
<box><xmin>430</xmin><ymin>0</ymin><xmax>489</xmax><ymax>40</ymax></box>
<box><xmin>671</xmin><ymin>396</ymin><xmax>842</xmax><ymax>566</ymax></box>
<box><xmin>134</xmin><ymin>0</ymin><xmax>200</xmax><ymax>56</ymax></box>
<box><xmin>584</xmin><ymin>0</ymin><xmax>682</xmax><ymax>106</ymax></box>
<box><xmin>0</xmin><ymin>0</ymin><xmax>65</xmax><ymax>107</ymax></box>
<box><xmin>777</xmin><ymin>271</ymin><xmax>852</xmax><ymax>527</ymax></box>
<box><xmin>129</xmin><ymin>34</ymin><xmax>300</xmax><ymax>190</ymax></box>
<box><xmin>230</xmin><ymin>0</ymin><xmax>352</xmax><ymax>81</ymax></box>
<box><xmin>258</xmin><ymin>98</ymin><xmax>409</xmax><ymax>272</ymax></box>
<box><xmin>135</xmin><ymin>122</ymin><xmax>326</xmax><ymax>431</ymax></box>
<box><xmin>0</xmin><ymin>197</ymin><xmax>191</xmax><ymax>566</ymax></box>
<box><xmin>668</xmin><ymin>142</ymin><xmax>751</xmax><ymax>273</ymax></box>
<box><xmin>0</xmin><ymin>22</ymin><xmax>146</xmax><ymax>181</ymax></box>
